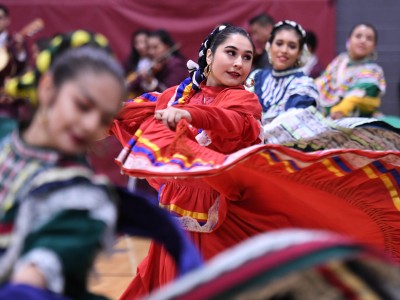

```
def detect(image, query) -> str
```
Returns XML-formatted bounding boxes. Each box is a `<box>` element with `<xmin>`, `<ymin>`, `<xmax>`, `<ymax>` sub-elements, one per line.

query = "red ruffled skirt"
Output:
<box><xmin>112</xmin><ymin>105</ymin><xmax>400</xmax><ymax>299</ymax></box>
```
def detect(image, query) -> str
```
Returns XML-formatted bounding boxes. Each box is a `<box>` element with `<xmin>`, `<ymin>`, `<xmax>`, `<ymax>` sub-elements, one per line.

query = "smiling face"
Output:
<box><xmin>347</xmin><ymin>25</ymin><xmax>376</xmax><ymax>60</ymax></box>
<box><xmin>39</xmin><ymin>70</ymin><xmax>122</xmax><ymax>155</ymax></box>
<box><xmin>269</xmin><ymin>28</ymin><xmax>302</xmax><ymax>71</ymax></box>
<box><xmin>205</xmin><ymin>33</ymin><xmax>253</xmax><ymax>87</ymax></box>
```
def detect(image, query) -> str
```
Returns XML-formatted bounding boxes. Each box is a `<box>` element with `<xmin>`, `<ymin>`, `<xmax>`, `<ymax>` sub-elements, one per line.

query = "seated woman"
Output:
<box><xmin>315</xmin><ymin>23</ymin><xmax>386</xmax><ymax>119</ymax></box>
<box><xmin>253</xmin><ymin>20</ymin><xmax>319</xmax><ymax>125</ymax></box>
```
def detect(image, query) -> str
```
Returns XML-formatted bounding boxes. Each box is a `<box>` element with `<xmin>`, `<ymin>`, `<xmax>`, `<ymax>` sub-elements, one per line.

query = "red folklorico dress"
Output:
<box><xmin>112</xmin><ymin>80</ymin><xmax>400</xmax><ymax>299</ymax></box>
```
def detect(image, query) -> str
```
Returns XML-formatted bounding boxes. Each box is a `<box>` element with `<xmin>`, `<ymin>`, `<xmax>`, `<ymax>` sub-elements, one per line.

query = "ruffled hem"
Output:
<box><xmin>114</xmin><ymin>119</ymin><xmax>400</xmax><ymax>261</ymax></box>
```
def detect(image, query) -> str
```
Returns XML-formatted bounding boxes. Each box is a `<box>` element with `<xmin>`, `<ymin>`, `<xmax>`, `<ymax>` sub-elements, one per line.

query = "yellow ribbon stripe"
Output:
<box><xmin>259</xmin><ymin>152</ymin><xmax>294</xmax><ymax>173</ymax></box>
<box><xmin>177</xmin><ymin>82</ymin><xmax>193</xmax><ymax>104</ymax></box>
<box><xmin>362</xmin><ymin>165</ymin><xmax>378</xmax><ymax>179</ymax></box>
<box><xmin>3</xmin><ymin>161</ymin><xmax>41</xmax><ymax>211</ymax></box>
<box><xmin>282</xmin><ymin>160</ymin><xmax>295</xmax><ymax>173</ymax></box>
<box><xmin>363</xmin><ymin>165</ymin><xmax>400</xmax><ymax>212</ymax></box>
<box><xmin>134</xmin><ymin>129</ymin><xmax>143</xmax><ymax>139</ymax></box>
<box><xmin>326</xmin><ymin>261</ymin><xmax>380</xmax><ymax>300</ymax></box>
<box><xmin>136</xmin><ymin>136</ymin><xmax>216</xmax><ymax>168</ymax></box>
<box><xmin>137</xmin><ymin>136</ymin><xmax>160</xmax><ymax>156</ymax></box>
<box><xmin>381</xmin><ymin>174</ymin><xmax>400</xmax><ymax>211</ymax></box>
<box><xmin>322</xmin><ymin>158</ymin><xmax>345</xmax><ymax>177</ymax></box>
<box><xmin>0</xmin><ymin>144</ymin><xmax>12</xmax><ymax>165</ymax></box>
<box><xmin>159</xmin><ymin>203</ymin><xmax>208</xmax><ymax>221</ymax></box>
<box><xmin>260</xmin><ymin>152</ymin><xmax>275</xmax><ymax>166</ymax></box>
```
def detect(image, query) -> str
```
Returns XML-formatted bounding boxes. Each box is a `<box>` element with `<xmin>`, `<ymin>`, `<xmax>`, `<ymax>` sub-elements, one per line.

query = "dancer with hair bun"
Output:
<box><xmin>0</xmin><ymin>30</ymin><xmax>201</xmax><ymax>300</ymax></box>
<box><xmin>113</xmin><ymin>24</ymin><xmax>263</xmax><ymax>299</ymax></box>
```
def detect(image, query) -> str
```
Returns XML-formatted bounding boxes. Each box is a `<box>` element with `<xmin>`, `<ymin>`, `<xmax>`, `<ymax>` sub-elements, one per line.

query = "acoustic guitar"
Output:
<box><xmin>0</xmin><ymin>18</ymin><xmax>44</xmax><ymax>85</ymax></box>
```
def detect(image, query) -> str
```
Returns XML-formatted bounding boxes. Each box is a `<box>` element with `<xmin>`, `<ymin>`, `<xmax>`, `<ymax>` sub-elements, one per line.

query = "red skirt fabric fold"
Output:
<box><xmin>111</xmin><ymin>108</ymin><xmax>400</xmax><ymax>299</ymax></box>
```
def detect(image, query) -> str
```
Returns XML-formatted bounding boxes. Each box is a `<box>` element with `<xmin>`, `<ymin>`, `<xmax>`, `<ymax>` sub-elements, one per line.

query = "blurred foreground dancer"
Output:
<box><xmin>148</xmin><ymin>229</ymin><xmax>400</xmax><ymax>300</ymax></box>
<box><xmin>0</xmin><ymin>30</ymin><xmax>201</xmax><ymax>300</ymax></box>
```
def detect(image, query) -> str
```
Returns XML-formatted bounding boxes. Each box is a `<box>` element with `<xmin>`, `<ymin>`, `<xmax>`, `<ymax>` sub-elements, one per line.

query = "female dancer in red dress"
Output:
<box><xmin>114</xmin><ymin>25</ymin><xmax>263</xmax><ymax>299</ymax></box>
<box><xmin>112</xmin><ymin>24</ymin><xmax>400</xmax><ymax>299</ymax></box>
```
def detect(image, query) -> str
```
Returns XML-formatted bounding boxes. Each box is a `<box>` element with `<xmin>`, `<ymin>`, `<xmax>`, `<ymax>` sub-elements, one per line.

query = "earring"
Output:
<box><xmin>267</xmin><ymin>53</ymin><xmax>272</xmax><ymax>64</ymax></box>
<box><xmin>203</xmin><ymin>64</ymin><xmax>211</xmax><ymax>77</ymax></box>
<box><xmin>265</xmin><ymin>42</ymin><xmax>272</xmax><ymax>64</ymax></box>
<box><xmin>244</xmin><ymin>77</ymin><xmax>255</xmax><ymax>88</ymax></box>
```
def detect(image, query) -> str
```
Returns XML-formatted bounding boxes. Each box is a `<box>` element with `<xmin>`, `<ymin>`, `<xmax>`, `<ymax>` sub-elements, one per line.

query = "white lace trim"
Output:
<box><xmin>14</xmin><ymin>248</ymin><xmax>64</xmax><ymax>293</ymax></box>
<box><xmin>176</xmin><ymin>197</ymin><xmax>219</xmax><ymax>233</ymax></box>
<box><xmin>195</xmin><ymin>130</ymin><xmax>212</xmax><ymax>146</ymax></box>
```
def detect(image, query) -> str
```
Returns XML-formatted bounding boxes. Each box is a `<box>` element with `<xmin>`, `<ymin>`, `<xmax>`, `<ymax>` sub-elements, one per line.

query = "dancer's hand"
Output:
<box><xmin>155</xmin><ymin>107</ymin><xmax>192</xmax><ymax>130</ymax></box>
<box><xmin>11</xmin><ymin>264</ymin><xmax>46</xmax><ymax>289</ymax></box>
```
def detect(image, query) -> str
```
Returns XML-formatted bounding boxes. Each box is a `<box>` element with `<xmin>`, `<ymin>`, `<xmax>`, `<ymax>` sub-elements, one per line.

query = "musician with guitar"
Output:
<box><xmin>0</xmin><ymin>4</ymin><xmax>30</xmax><ymax>87</ymax></box>
<box><xmin>127</xmin><ymin>29</ymin><xmax>187</xmax><ymax>95</ymax></box>
<box><xmin>0</xmin><ymin>4</ymin><xmax>44</xmax><ymax>139</ymax></box>
<box><xmin>0</xmin><ymin>4</ymin><xmax>28</xmax><ymax>138</ymax></box>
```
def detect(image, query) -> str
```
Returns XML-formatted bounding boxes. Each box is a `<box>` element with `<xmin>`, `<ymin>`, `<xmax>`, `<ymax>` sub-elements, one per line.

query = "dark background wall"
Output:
<box><xmin>2</xmin><ymin>0</ymin><xmax>398</xmax><ymax>116</ymax></box>
<box><xmin>336</xmin><ymin>0</ymin><xmax>400</xmax><ymax>115</ymax></box>
<box><xmin>2</xmin><ymin>0</ymin><xmax>335</xmax><ymax>73</ymax></box>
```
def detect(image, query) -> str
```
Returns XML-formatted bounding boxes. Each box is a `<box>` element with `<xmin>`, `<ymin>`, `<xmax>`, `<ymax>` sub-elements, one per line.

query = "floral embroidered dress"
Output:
<box><xmin>0</xmin><ymin>130</ymin><xmax>202</xmax><ymax>300</ymax></box>
<box><xmin>0</xmin><ymin>131</ymin><xmax>116</xmax><ymax>300</ymax></box>
<box><xmin>254</xmin><ymin>67</ymin><xmax>319</xmax><ymax>124</ymax></box>
<box><xmin>315</xmin><ymin>52</ymin><xmax>386</xmax><ymax>117</ymax></box>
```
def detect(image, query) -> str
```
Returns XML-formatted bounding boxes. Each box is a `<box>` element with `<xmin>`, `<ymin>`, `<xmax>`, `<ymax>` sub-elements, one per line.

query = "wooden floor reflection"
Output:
<box><xmin>89</xmin><ymin>236</ymin><xmax>151</xmax><ymax>300</ymax></box>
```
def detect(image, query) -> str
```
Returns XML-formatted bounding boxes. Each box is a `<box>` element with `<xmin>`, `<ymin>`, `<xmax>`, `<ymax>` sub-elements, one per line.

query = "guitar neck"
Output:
<box><xmin>18</xmin><ymin>18</ymin><xmax>45</xmax><ymax>38</ymax></box>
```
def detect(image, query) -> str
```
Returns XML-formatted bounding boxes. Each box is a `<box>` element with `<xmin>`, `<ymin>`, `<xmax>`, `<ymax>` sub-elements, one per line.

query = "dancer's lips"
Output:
<box><xmin>227</xmin><ymin>71</ymin><xmax>241</xmax><ymax>78</ymax></box>
<box><xmin>70</xmin><ymin>133</ymin><xmax>85</xmax><ymax>146</ymax></box>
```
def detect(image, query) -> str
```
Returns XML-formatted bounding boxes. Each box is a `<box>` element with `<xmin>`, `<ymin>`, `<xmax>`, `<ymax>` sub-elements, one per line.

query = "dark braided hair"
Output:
<box><xmin>189</xmin><ymin>25</ymin><xmax>254</xmax><ymax>90</ymax></box>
